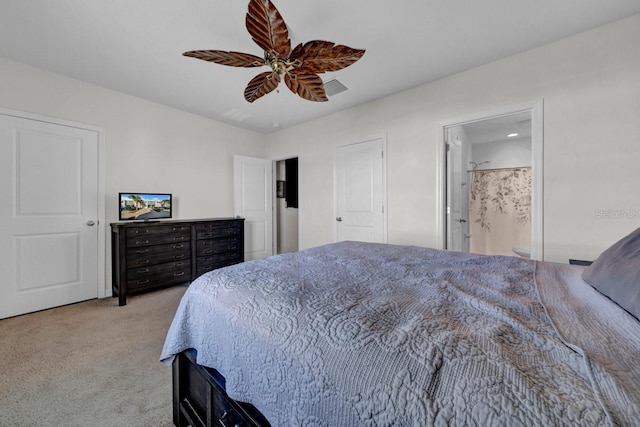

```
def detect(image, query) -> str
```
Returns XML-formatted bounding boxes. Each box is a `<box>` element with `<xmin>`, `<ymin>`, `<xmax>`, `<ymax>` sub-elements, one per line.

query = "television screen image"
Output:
<box><xmin>119</xmin><ymin>193</ymin><xmax>172</xmax><ymax>221</ymax></box>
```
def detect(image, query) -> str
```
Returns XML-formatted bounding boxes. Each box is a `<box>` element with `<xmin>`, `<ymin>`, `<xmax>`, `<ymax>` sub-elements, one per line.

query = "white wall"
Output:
<box><xmin>1</xmin><ymin>13</ymin><xmax>638</xmax><ymax>272</ymax></box>
<box><xmin>472</xmin><ymin>138</ymin><xmax>532</xmax><ymax>170</ymax></box>
<box><xmin>0</xmin><ymin>58</ymin><xmax>265</xmax><ymax>293</ymax></box>
<box><xmin>265</xmin><ymin>14</ymin><xmax>640</xmax><ymax>263</ymax></box>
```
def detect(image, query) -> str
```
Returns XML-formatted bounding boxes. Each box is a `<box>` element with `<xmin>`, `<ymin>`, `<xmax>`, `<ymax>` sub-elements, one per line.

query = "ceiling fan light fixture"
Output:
<box><xmin>183</xmin><ymin>0</ymin><xmax>365</xmax><ymax>103</ymax></box>
<box><xmin>270</xmin><ymin>60</ymin><xmax>287</xmax><ymax>74</ymax></box>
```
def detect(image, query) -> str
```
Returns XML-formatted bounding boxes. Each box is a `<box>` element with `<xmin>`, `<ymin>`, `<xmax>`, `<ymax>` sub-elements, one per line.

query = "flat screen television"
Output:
<box><xmin>119</xmin><ymin>193</ymin><xmax>172</xmax><ymax>221</ymax></box>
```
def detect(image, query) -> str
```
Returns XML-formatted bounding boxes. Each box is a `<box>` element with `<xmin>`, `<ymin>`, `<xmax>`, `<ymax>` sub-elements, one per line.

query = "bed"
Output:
<box><xmin>161</xmin><ymin>233</ymin><xmax>640</xmax><ymax>426</ymax></box>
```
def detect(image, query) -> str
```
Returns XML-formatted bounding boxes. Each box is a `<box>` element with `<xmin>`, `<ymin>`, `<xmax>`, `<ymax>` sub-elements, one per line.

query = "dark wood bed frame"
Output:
<box><xmin>172</xmin><ymin>349</ymin><xmax>270</xmax><ymax>427</ymax></box>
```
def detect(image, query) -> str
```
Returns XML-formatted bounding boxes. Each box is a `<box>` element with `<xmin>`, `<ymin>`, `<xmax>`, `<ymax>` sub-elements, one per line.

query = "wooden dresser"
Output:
<box><xmin>110</xmin><ymin>218</ymin><xmax>244</xmax><ymax>306</ymax></box>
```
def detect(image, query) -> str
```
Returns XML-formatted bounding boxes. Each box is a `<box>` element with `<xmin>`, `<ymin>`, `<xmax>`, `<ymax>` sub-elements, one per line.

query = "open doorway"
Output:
<box><xmin>451</xmin><ymin>112</ymin><xmax>532</xmax><ymax>257</ymax></box>
<box><xmin>275</xmin><ymin>157</ymin><xmax>299</xmax><ymax>254</ymax></box>
<box><xmin>438</xmin><ymin>101</ymin><xmax>543</xmax><ymax>260</ymax></box>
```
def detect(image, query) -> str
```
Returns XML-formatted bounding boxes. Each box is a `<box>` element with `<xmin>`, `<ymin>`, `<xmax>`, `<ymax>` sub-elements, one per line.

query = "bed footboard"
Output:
<box><xmin>172</xmin><ymin>349</ymin><xmax>270</xmax><ymax>427</ymax></box>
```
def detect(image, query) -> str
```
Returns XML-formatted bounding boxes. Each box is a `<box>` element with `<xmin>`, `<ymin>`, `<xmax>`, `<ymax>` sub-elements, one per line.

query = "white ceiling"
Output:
<box><xmin>462</xmin><ymin>112</ymin><xmax>532</xmax><ymax>145</ymax></box>
<box><xmin>1</xmin><ymin>1</ymin><xmax>639</xmax><ymax>134</ymax></box>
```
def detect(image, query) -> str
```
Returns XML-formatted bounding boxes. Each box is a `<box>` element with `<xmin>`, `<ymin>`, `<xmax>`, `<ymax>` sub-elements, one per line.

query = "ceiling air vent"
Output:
<box><xmin>323</xmin><ymin>79</ymin><xmax>348</xmax><ymax>97</ymax></box>
<box><xmin>222</xmin><ymin>108</ymin><xmax>252</xmax><ymax>122</ymax></box>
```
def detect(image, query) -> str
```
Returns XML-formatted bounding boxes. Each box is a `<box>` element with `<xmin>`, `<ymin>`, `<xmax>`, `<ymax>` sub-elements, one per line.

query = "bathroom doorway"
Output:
<box><xmin>439</xmin><ymin>101</ymin><xmax>543</xmax><ymax>260</ymax></box>
<box><xmin>464</xmin><ymin>112</ymin><xmax>532</xmax><ymax>257</ymax></box>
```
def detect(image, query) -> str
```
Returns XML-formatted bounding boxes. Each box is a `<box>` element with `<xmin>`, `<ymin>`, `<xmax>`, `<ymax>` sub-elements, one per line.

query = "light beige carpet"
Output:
<box><xmin>0</xmin><ymin>285</ymin><xmax>187</xmax><ymax>427</ymax></box>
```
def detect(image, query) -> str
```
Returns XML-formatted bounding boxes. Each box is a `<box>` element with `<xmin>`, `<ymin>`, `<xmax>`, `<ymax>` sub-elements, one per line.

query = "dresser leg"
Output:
<box><xmin>118</xmin><ymin>283</ymin><xmax>127</xmax><ymax>306</ymax></box>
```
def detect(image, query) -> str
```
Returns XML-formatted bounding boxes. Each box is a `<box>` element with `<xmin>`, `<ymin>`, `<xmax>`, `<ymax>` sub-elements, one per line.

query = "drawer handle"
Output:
<box><xmin>135</xmin><ymin>249</ymin><xmax>149</xmax><ymax>254</ymax></box>
<box><xmin>135</xmin><ymin>240</ymin><xmax>150</xmax><ymax>245</ymax></box>
<box><xmin>175</xmin><ymin>262</ymin><xmax>184</xmax><ymax>267</ymax></box>
<box><xmin>173</xmin><ymin>272</ymin><xmax>185</xmax><ymax>277</ymax></box>
<box><xmin>218</xmin><ymin>410</ymin><xmax>238</xmax><ymax>427</ymax></box>
<box><xmin>174</xmin><ymin>254</ymin><xmax>185</xmax><ymax>259</ymax></box>
<box><xmin>136</xmin><ymin>268</ymin><xmax>149</xmax><ymax>274</ymax></box>
<box><xmin>137</xmin><ymin>279</ymin><xmax>150</xmax><ymax>285</ymax></box>
<box><xmin>138</xmin><ymin>260</ymin><xmax>150</xmax><ymax>265</ymax></box>
<box><xmin>173</xmin><ymin>244</ymin><xmax>184</xmax><ymax>249</ymax></box>
<box><xmin>203</xmin><ymin>249</ymin><xmax>213</xmax><ymax>255</ymax></box>
<box><xmin>202</xmin><ymin>233</ymin><xmax>214</xmax><ymax>238</ymax></box>
<box><xmin>173</xmin><ymin>236</ymin><xmax>186</xmax><ymax>241</ymax></box>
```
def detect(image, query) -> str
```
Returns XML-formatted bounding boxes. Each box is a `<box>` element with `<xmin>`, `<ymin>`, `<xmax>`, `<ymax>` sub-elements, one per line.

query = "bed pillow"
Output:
<box><xmin>582</xmin><ymin>227</ymin><xmax>640</xmax><ymax>320</ymax></box>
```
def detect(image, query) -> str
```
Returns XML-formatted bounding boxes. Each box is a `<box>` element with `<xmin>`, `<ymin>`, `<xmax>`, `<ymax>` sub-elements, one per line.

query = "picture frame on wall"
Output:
<box><xmin>277</xmin><ymin>180</ymin><xmax>285</xmax><ymax>198</ymax></box>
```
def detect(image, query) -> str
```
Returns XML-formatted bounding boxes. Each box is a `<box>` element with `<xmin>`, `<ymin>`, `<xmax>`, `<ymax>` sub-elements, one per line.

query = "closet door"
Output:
<box><xmin>335</xmin><ymin>137</ymin><xmax>386</xmax><ymax>243</ymax></box>
<box><xmin>233</xmin><ymin>155</ymin><xmax>273</xmax><ymax>260</ymax></box>
<box><xmin>0</xmin><ymin>112</ymin><xmax>101</xmax><ymax>318</ymax></box>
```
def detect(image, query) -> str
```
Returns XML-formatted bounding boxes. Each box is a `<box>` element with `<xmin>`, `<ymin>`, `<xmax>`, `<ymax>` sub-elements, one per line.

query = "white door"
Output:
<box><xmin>335</xmin><ymin>138</ymin><xmax>386</xmax><ymax>243</ymax></box>
<box><xmin>0</xmin><ymin>113</ymin><xmax>100</xmax><ymax>319</ymax></box>
<box><xmin>446</xmin><ymin>129</ymin><xmax>464</xmax><ymax>252</ymax></box>
<box><xmin>234</xmin><ymin>155</ymin><xmax>273</xmax><ymax>260</ymax></box>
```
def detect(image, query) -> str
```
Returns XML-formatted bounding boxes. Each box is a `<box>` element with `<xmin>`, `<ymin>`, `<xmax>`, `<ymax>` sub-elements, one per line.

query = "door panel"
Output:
<box><xmin>447</xmin><ymin>131</ymin><xmax>463</xmax><ymax>252</ymax></box>
<box><xmin>446</xmin><ymin>127</ymin><xmax>472</xmax><ymax>253</ymax></box>
<box><xmin>335</xmin><ymin>138</ymin><xmax>386</xmax><ymax>243</ymax></box>
<box><xmin>233</xmin><ymin>155</ymin><xmax>273</xmax><ymax>260</ymax></box>
<box><xmin>0</xmin><ymin>114</ymin><xmax>99</xmax><ymax>318</ymax></box>
<box><xmin>16</xmin><ymin>233</ymin><xmax>80</xmax><ymax>290</ymax></box>
<box><xmin>245</xmin><ymin>221</ymin><xmax>267</xmax><ymax>253</ymax></box>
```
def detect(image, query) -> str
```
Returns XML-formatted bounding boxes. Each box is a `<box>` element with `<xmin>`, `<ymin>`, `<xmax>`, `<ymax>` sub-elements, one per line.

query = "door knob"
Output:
<box><xmin>86</xmin><ymin>220</ymin><xmax>96</xmax><ymax>226</ymax></box>
<box><xmin>458</xmin><ymin>219</ymin><xmax>467</xmax><ymax>223</ymax></box>
<box><xmin>336</xmin><ymin>217</ymin><xmax>342</xmax><ymax>222</ymax></box>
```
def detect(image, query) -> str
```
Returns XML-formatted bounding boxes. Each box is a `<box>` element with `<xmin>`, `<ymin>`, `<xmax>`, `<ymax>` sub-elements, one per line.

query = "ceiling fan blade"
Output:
<box><xmin>244</xmin><ymin>71</ymin><xmax>281</xmax><ymax>103</ymax></box>
<box><xmin>246</xmin><ymin>0</ymin><xmax>291</xmax><ymax>59</ymax></box>
<box><xmin>284</xmin><ymin>70</ymin><xmax>328</xmax><ymax>102</ymax></box>
<box><xmin>183</xmin><ymin>50</ymin><xmax>265</xmax><ymax>67</ymax></box>
<box><xmin>290</xmin><ymin>41</ymin><xmax>365</xmax><ymax>74</ymax></box>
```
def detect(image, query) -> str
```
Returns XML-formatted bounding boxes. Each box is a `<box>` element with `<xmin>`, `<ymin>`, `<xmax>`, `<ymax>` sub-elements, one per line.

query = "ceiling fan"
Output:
<box><xmin>183</xmin><ymin>0</ymin><xmax>365</xmax><ymax>103</ymax></box>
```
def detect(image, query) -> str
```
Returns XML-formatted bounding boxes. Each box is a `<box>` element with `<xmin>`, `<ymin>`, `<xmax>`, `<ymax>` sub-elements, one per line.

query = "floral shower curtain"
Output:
<box><xmin>469</xmin><ymin>167</ymin><xmax>531</xmax><ymax>256</ymax></box>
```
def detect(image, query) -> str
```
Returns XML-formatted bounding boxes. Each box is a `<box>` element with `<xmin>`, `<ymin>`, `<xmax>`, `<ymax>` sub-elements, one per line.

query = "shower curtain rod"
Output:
<box><xmin>467</xmin><ymin>166</ymin><xmax>531</xmax><ymax>173</ymax></box>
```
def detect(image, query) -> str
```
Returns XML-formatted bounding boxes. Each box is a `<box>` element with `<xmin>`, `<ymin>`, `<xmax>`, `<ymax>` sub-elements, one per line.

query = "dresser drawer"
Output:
<box><xmin>196</xmin><ymin>238</ymin><xmax>240</xmax><ymax>256</ymax></box>
<box><xmin>127</xmin><ymin>243</ymin><xmax>190</xmax><ymax>267</ymax></box>
<box><xmin>128</xmin><ymin>260</ymin><xmax>190</xmax><ymax>280</ymax></box>
<box><xmin>126</xmin><ymin>224</ymin><xmax>191</xmax><ymax>237</ymax></box>
<box><xmin>127</xmin><ymin>264</ymin><xmax>191</xmax><ymax>291</ymax></box>
<box><xmin>196</xmin><ymin>222</ymin><xmax>241</xmax><ymax>239</ymax></box>
<box><xmin>126</xmin><ymin>225</ymin><xmax>191</xmax><ymax>247</ymax></box>
<box><xmin>213</xmin><ymin>390</ymin><xmax>251</xmax><ymax>427</ymax></box>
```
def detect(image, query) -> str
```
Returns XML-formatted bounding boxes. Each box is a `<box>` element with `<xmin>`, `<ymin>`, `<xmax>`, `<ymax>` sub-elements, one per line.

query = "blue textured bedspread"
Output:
<box><xmin>161</xmin><ymin>241</ymin><xmax>640</xmax><ymax>426</ymax></box>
